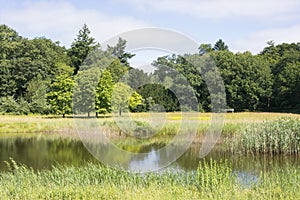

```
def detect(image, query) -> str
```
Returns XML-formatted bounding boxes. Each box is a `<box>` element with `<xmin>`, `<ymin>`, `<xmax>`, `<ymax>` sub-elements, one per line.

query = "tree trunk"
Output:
<box><xmin>63</xmin><ymin>113</ymin><xmax>65</xmax><ymax>118</ymax></box>
<box><xmin>96</xmin><ymin>112</ymin><xmax>98</xmax><ymax>118</ymax></box>
<box><xmin>88</xmin><ymin>112</ymin><xmax>90</xmax><ymax>118</ymax></box>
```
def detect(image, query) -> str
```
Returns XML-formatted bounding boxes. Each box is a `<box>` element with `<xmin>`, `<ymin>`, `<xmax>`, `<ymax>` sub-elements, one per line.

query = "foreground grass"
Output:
<box><xmin>0</xmin><ymin>159</ymin><xmax>299</xmax><ymax>199</ymax></box>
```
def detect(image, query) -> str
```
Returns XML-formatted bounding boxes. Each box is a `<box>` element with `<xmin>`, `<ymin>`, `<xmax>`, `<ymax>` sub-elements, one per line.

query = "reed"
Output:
<box><xmin>197</xmin><ymin>159</ymin><xmax>234</xmax><ymax>189</ymax></box>
<box><xmin>0</xmin><ymin>159</ymin><xmax>299</xmax><ymax>199</ymax></box>
<box><xmin>226</xmin><ymin>117</ymin><xmax>300</xmax><ymax>155</ymax></box>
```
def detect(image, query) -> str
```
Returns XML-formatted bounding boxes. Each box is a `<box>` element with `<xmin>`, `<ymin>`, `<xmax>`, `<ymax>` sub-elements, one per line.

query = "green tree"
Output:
<box><xmin>0</xmin><ymin>25</ymin><xmax>70</xmax><ymax>99</ymax></box>
<box><xmin>129</xmin><ymin>91</ymin><xmax>144</xmax><ymax>112</ymax></box>
<box><xmin>25</xmin><ymin>75</ymin><xmax>50</xmax><ymax>114</ymax></box>
<box><xmin>271</xmin><ymin>46</ymin><xmax>300</xmax><ymax>110</ymax></box>
<box><xmin>73</xmin><ymin>67</ymin><xmax>100</xmax><ymax>117</ymax></box>
<box><xmin>95</xmin><ymin>70</ymin><xmax>114</xmax><ymax>115</ymax></box>
<box><xmin>0</xmin><ymin>96</ymin><xmax>19</xmax><ymax>114</ymax></box>
<box><xmin>107</xmin><ymin>59</ymin><xmax>128</xmax><ymax>83</ymax></box>
<box><xmin>0</xmin><ymin>25</ymin><xmax>21</xmax><ymax>97</ymax></box>
<box><xmin>198</xmin><ymin>43</ymin><xmax>213</xmax><ymax>55</ymax></box>
<box><xmin>111</xmin><ymin>82</ymin><xmax>134</xmax><ymax>116</ymax></box>
<box><xmin>126</xmin><ymin>68</ymin><xmax>151</xmax><ymax>90</ymax></box>
<box><xmin>107</xmin><ymin>37</ymin><xmax>135</xmax><ymax>66</ymax></box>
<box><xmin>138</xmin><ymin>83</ymin><xmax>179</xmax><ymax>112</ymax></box>
<box><xmin>0</xmin><ymin>60</ymin><xmax>16</xmax><ymax>97</ymax></box>
<box><xmin>213</xmin><ymin>39</ymin><xmax>229</xmax><ymax>51</ymax></box>
<box><xmin>213</xmin><ymin>51</ymin><xmax>272</xmax><ymax>111</ymax></box>
<box><xmin>14</xmin><ymin>38</ymin><xmax>70</xmax><ymax>97</ymax></box>
<box><xmin>153</xmin><ymin>54</ymin><xmax>204</xmax><ymax>111</ymax></box>
<box><xmin>47</xmin><ymin>64</ymin><xmax>74</xmax><ymax>118</ymax></box>
<box><xmin>67</xmin><ymin>24</ymin><xmax>98</xmax><ymax>75</ymax></box>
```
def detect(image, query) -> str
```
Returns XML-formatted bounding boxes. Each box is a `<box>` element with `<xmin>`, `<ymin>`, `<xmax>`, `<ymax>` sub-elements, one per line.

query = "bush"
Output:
<box><xmin>0</xmin><ymin>96</ymin><xmax>19</xmax><ymax>114</ymax></box>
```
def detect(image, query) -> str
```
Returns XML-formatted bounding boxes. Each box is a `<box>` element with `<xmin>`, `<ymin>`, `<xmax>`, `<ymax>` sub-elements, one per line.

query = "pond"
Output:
<box><xmin>0</xmin><ymin>135</ymin><xmax>299</xmax><ymax>175</ymax></box>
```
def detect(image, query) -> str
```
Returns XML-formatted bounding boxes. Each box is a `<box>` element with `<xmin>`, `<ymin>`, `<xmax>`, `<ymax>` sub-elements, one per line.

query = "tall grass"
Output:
<box><xmin>0</xmin><ymin>159</ymin><xmax>299</xmax><ymax>199</ymax></box>
<box><xmin>197</xmin><ymin>159</ymin><xmax>233</xmax><ymax>189</ymax></box>
<box><xmin>226</xmin><ymin>117</ymin><xmax>300</xmax><ymax>155</ymax></box>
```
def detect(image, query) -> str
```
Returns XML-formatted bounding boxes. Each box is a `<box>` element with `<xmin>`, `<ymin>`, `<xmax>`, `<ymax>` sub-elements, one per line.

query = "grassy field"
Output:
<box><xmin>0</xmin><ymin>159</ymin><xmax>299</xmax><ymax>200</ymax></box>
<box><xmin>0</xmin><ymin>112</ymin><xmax>298</xmax><ymax>134</ymax></box>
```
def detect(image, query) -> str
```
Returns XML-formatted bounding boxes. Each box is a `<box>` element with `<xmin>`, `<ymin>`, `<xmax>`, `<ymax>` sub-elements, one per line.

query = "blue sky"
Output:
<box><xmin>1</xmin><ymin>0</ymin><xmax>300</xmax><ymax>54</ymax></box>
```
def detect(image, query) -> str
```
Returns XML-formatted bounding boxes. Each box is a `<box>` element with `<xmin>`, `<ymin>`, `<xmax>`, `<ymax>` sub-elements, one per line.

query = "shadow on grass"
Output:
<box><xmin>42</xmin><ymin>115</ymin><xmax>113</xmax><ymax>119</ymax></box>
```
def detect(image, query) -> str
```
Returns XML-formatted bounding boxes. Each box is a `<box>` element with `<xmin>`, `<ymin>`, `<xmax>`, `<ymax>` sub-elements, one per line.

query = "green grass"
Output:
<box><xmin>1</xmin><ymin>112</ymin><xmax>298</xmax><ymax>134</ymax></box>
<box><xmin>0</xmin><ymin>159</ymin><xmax>299</xmax><ymax>199</ymax></box>
<box><xmin>226</xmin><ymin>117</ymin><xmax>300</xmax><ymax>155</ymax></box>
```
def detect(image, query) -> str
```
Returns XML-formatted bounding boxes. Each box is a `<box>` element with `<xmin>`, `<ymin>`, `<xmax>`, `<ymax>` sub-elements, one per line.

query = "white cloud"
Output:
<box><xmin>119</xmin><ymin>0</ymin><xmax>300</xmax><ymax>21</ymax></box>
<box><xmin>0</xmin><ymin>1</ymin><xmax>150</xmax><ymax>47</ymax></box>
<box><xmin>230</xmin><ymin>25</ymin><xmax>300</xmax><ymax>53</ymax></box>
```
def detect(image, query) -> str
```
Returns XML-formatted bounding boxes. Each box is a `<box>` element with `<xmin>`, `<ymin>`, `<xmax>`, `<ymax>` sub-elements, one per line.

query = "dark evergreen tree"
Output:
<box><xmin>67</xmin><ymin>24</ymin><xmax>99</xmax><ymax>75</ymax></box>
<box><xmin>213</xmin><ymin>39</ymin><xmax>229</xmax><ymax>51</ymax></box>
<box><xmin>107</xmin><ymin>37</ymin><xmax>135</xmax><ymax>66</ymax></box>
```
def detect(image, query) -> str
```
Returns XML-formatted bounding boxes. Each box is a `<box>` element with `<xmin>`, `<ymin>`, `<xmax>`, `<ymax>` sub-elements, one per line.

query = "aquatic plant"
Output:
<box><xmin>227</xmin><ymin>117</ymin><xmax>300</xmax><ymax>155</ymax></box>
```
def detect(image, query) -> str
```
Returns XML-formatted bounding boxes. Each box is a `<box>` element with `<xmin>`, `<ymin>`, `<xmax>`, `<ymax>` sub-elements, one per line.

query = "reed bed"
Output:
<box><xmin>226</xmin><ymin>117</ymin><xmax>300</xmax><ymax>155</ymax></box>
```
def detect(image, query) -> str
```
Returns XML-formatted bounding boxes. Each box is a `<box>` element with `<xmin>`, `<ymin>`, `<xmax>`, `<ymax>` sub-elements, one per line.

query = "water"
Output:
<box><xmin>0</xmin><ymin>136</ymin><xmax>299</xmax><ymax>175</ymax></box>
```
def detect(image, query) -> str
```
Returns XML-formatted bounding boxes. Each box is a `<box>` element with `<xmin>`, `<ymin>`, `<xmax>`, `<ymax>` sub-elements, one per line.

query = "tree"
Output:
<box><xmin>0</xmin><ymin>60</ymin><xmax>16</xmax><ymax>97</ymax></box>
<box><xmin>0</xmin><ymin>96</ymin><xmax>19</xmax><ymax>114</ymax></box>
<box><xmin>271</xmin><ymin>46</ymin><xmax>300</xmax><ymax>109</ymax></box>
<box><xmin>107</xmin><ymin>37</ymin><xmax>135</xmax><ymax>66</ymax></box>
<box><xmin>126</xmin><ymin>68</ymin><xmax>151</xmax><ymax>90</ymax></box>
<box><xmin>47</xmin><ymin>64</ymin><xmax>74</xmax><ymax>118</ymax></box>
<box><xmin>111</xmin><ymin>82</ymin><xmax>137</xmax><ymax>116</ymax></box>
<box><xmin>198</xmin><ymin>43</ymin><xmax>213</xmax><ymax>55</ymax></box>
<box><xmin>95</xmin><ymin>70</ymin><xmax>114</xmax><ymax>115</ymax></box>
<box><xmin>73</xmin><ymin>67</ymin><xmax>100</xmax><ymax>117</ymax></box>
<box><xmin>26</xmin><ymin>75</ymin><xmax>50</xmax><ymax>114</ymax></box>
<box><xmin>153</xmin><ymin>54</ymin><xmax>204</xmax><ymax>111</ymax></box>
<box><xmin>15</xmin><ymin>38</ymin><xmax>70</xmax><ymax>97</ymax></box>
<box><xmin>129</xmin><ymin>91</ymin><xmax>144</xmax><ymax>112</ymax></box>
<box><xmin>213</xmin><ymin>51</ymin><xmax>273</xmax><ymax>111</ymax></box>
<box><xmin>107</xmin><ymin>59</ymin><xmax>128</xmax><ymax>83</ymax></box>
<box><xmin>0</xmin><ymin>25</ymin><xmax>70</xmax><ymax>98</ymax></box>
<box><xmin>260</xmin><ymin>42</ymin><xmax>300</xmax><ymax>111</ymax></box>
<box><xmin>213</xmin><ymin>39</ymin><xmax>229</xmax><ymax>51</ymax></box>
<box><xmin>138</xmin><ymin>83</ymin><xmax>179</xmax><ymax>112</ymax></box>
<box><xmin>67</xmin><ymin>24</ymin><xmax>98</xmax><ymax>75</ymax></box>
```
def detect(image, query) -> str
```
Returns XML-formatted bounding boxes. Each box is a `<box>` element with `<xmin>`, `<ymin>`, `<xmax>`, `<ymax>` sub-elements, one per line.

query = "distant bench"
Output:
<box><xmin>223</xmin><ymin>108</ymin><xmax>234</xmax><ymax>113</ymax></box>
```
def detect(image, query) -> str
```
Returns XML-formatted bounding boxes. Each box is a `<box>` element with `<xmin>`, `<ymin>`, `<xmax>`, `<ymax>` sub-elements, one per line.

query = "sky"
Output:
<box><xmin>1</xmin><ymin>0</ymin><xmax>300</xmax><ymax>55</ymax></box>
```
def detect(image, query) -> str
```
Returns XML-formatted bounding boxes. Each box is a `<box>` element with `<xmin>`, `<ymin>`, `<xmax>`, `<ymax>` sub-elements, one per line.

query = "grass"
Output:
<box><xmin>0</xmin><ymin>115</ymin><xmax>77</xmax><ymax>135</ymax></box>
<box><xmin>1</xmin><ymin>112</ymin><xmax>298</xmax><ymax>134</ymax></box>
<box><xmin>0</xmin><ymin>159</ymin><xmax>299</xmax><ymax>199</ymax></box>
<box><xmin>226</xmin><ymin>117</ymin><xmax>300</xmax><ymax>155</ymax></box>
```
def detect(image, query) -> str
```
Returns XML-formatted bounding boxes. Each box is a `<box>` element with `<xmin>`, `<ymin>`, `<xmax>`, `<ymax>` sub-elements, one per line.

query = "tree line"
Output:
<box><xmin>0</xmin><ymin>24</ymin><xmax>299</xmax><ymax>116</ymax></box>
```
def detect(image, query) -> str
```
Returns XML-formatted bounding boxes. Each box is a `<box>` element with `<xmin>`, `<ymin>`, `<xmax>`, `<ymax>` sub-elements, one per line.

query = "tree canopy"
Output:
<box><xmin>67</xmin><ymin>24</ymin><xmax>99</xmax><ymax>75</ymax></box>
<box><xmin>1</xmin><ymin>24</ymin><xmax>300</xmax><ymax>115</ymax></box>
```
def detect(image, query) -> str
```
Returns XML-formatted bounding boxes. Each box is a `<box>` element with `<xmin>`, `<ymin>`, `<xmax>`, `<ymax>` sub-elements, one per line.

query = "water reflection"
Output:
<box><xmin>0</xmin><ymin>136</ymin><xmax>98</xmax><ymax>171</ymax></box>
<box><xmin>129</xmin><ymin>147</ymin><xmax>160</xmax><ymax>172</ymax></box>
<box><xmin>235</xmin><ymin>171</ymin><xmax>259</xmax><ymax>188</ymax></box>
<box><xmin>0</xmin><ymin>136</ymin><xmax>299</xmax><ymax>174</ymax></box>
